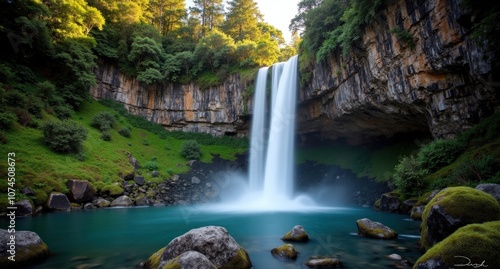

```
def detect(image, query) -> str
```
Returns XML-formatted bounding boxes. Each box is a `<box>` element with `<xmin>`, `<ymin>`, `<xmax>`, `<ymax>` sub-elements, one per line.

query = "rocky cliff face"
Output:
<box><xmin>91</xmin><ymin>0</ymin><xmax>499</xmax><ymax>143</ymax></box>
<box><xmin>90</xmin><ymin>63</ymin><xmax>250</xmax><ymax>136</ymax></box>
<box><xmin>296</xmin><ymin>0</ymin><xmax>499</xmax><ymax>143</ymax></box>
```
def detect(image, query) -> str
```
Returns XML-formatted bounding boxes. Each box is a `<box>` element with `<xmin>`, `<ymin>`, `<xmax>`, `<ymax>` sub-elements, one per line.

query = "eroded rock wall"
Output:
<box><xmin>297</xmin><ymin>0</ymin><xmax>499</xmax><ymax>143</ymax></box>
<box><xmin>90</xmin><ymin>62</ymin><xmax>250</xmax><ymax>136</ymax></box>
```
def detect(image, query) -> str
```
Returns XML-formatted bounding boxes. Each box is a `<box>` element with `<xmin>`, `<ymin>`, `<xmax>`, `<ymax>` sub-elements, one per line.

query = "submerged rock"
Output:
<box><xmin>282</xmin><ymin>225</ymin><xmax>309</xmax><ymax>242</ymax></box>
<box><xmin>149</xmin><ymin>226</ymin><xmax>251</xmax><ymax>269</ymax></box>
<box><xmin>420</xmin><ymin>186</ymin><xmax>500</xmax><ymax>250</ymax></box>
<box><xmin>271</xmin><ymin>244</ymin><xmax>298</xmax><ymax>260</ymax></box>
<box><xmin>356</xmin><ymin>218</ymin><xmax>398</xmax><ymax>239</ymax></box>
<box><xmin>0</xmin><ymin>229</ymin><xmax>50</xmax><ymax>268</ymax></box>
<box><xmin>305</xmin><ymin>256</ymin><xmax>342</xmax><ymax>268</ymax></box>
<box><xmin>386</xmin><ymin>253</ymin><xmax>402</xmax><ymax>260</ymax></box>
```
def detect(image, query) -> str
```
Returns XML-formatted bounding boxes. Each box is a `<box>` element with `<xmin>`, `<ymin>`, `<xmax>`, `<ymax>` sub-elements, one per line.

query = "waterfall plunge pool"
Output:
<box><xmin>3</xmin><ymin>205</ymin><xmax>422</xmax><ymax>268</ymax></box>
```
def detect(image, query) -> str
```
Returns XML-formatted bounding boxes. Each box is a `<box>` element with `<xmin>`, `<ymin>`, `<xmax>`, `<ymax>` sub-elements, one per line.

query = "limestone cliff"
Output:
<box><xmin>91</xmin><ymin>0</ymin><xmax>499</xmax><ymax>143</ymax></box>
<box><xmin>296</xmin><ymin>0</ymin><xmax>499</xmax><ymax>143</ymax></box>
<box><xmin>90</xmin><ymin>62</ymin><xmax>250</xmax><ymax>136</ymax></box>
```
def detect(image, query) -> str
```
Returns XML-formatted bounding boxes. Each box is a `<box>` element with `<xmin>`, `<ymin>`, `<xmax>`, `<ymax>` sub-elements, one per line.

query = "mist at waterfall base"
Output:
<box><xmin>210</xmin><ymin>55</ymin><xmax>338</xmax><ymax>211</ymax></box>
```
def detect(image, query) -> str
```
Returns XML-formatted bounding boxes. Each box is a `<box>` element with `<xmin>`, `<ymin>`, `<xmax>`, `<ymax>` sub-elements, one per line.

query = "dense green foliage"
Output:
<box><xmin>416</xmin><ymin>139</ymin><xmax>465</xmax><ymax>172</ymax></box>
<box><xmin>91</xmin><ymin>111</ymin><xmax>117</xmax><ymax>131</ymax></box>
<box><xmin>393</xmin><ymin>155</ymin><xmax>428</xmax><ymax>197</ymax></box>
<box><xmin>181</xmin><ymin>140</ymin><xmax>202</xmax><ymax>160</ymax></box>
<box><xmin>41</xmin><ymin>120</ymin><xmax>88</xmax><ymax>153</ymax></box>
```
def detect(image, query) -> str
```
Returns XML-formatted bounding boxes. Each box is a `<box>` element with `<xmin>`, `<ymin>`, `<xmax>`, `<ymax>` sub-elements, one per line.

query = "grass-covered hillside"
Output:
<box><xmin>0</xmin><ymin>99</ymin><xmax>247</xmax><ymax>210</ymax></box>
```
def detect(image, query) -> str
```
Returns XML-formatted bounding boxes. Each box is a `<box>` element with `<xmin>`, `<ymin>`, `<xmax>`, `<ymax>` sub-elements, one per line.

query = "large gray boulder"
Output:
<box><xmin>0</xmin><ymin>229</ymin><xmax>50</xmax><ymax>268</ymax></box>
<box><xmin>161</xmin><ymin>251</ymin><xmax>217</xmax><ymax>269</ymax></box>
<box><xmin>157</xmin><ymin>226</ymin><xmax>252</xmax><ymax>269</ymax></box>
<box><xmin>66</xmin><ymin>179</ymin><xmax>95</xmax><ymax>203</ymax></box>
<box><xmin>14</xmin><ymin>199</ymin><xmax>33</xmax><ymax>216</ymax></box>
<box><xmin>476</xmin><ymin>183</ymin><xmax>500</xmax><ymax>202</ymax></box>
<box><xmin>356</xmin><ymin>218</ymin><xmax>398</xmax><ymax>239</ymax></box>
<box><xmin>46</xmin><ymin>192</ymin><xmax>70</xmax><ymax>211</ymax></box>
<box><xmin>110</xmin><ymin>195</ymin><xmax>133</xmax><ymax>207</ymax></box>
<box><xmin>281</xmin><ymin>225</ymin><xmax>309</xmax><ymax>242</ymax></box>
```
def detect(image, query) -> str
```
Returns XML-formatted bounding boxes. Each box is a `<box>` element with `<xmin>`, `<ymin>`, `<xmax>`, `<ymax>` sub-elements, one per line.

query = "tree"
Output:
<box><xmin>190</xmin><ymin>0</ymin><xmax>224</xmax><ymax>35</ymax></box>
<box><xmin>148</xmin><ymin>0</ymin><xmax>186</xmax><ymax>35</ymax></box>
<box><xmin>88</xmin><ymin>0</ymin><xmax>149</xmax><ymax>24</ymax></box>
<box><xmin>193</xmin><ymin>29</ymin><xmax>236</xmax><ymax>72</ymax></box>
<box><xmin>222</xmin><ymin>0</ymin><xmax>262</xmax><ymax>42</ymax></box>
<box><xmin>128</xmin><ymin>36</ymin><xmax>166</xmax><ymax>84</ymax></box>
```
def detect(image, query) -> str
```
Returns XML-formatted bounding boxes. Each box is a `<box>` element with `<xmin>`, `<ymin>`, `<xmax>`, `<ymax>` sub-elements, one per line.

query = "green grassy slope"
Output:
<box><xmin>0</xmin><ymin>100</ymin><xmax>247</xmax><ymax>209</ymax></box>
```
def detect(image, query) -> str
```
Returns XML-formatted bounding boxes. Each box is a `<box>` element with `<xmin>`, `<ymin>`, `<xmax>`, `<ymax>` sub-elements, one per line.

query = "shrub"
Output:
<box><xmin>118</xmin><ymin>127</ymin><xmax>131</xmax><ymax>137</ymax></box>
<box><xmin>143</xmin><ymin>161</ymin><xmax>159</xmax><ymax>171</ymax></box>
<box><xmin>393</xmin><ymin>155</ymin><xmax>428</xmax><ymax>197</ymax></box>
<box><xmin>53</xmin><ymin>104</ymin><xmax>74</xmax><ymax>119</ymax></box>
<box><xmin>0</xmin><ymin>111</ymin><xmax>17</xmax><ymax>130</ymax></box>
<box><xmin>100</xmin><ymin>130</ymin><xmax>112</xmax><ymax>141</ymax></box>
<box><xmin>181</xmin><ymin>140</ymin><xmax>202</xmax><ymax>160</ymax></box>
<box><xmin>91</xmin><ymin>111</ymin><xmax>116</xmax><ymax>131</ymax></box>
<box><xmin>417</xmin><ymin>139</ymin><xmax>465</xmax><ymax>172</ymax></box>
<box><xmin>41</xmin><ymin>120</ymin><xmax>88</xmax><ymax>153</ymax></box>
<box><xmin>451</xmin><ymin>155</ymin><xmax>499</xmax><ymax>184</ymax></box>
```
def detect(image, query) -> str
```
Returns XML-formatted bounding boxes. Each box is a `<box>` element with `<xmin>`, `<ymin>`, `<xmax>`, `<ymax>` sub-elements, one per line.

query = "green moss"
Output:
<box><xmin>415</xmin><ymin>221</ymin><xmax>500</xmax><ymax>268</ymax></box>
<box><xmin>420</xmin><ymin>186</ymin><xmax>500</xmax><ymax>250</ymax></box>
<box><xmin>220</xmin><ymin>247</ymin><xmax>252</xmax><ymax>269</ymax></box>
<box><xmin>143</xmin><ymin>247</ymin><xmax>165</xmax><ymax>269</ymax></box>
<box><xmin>271</xmin><ymin>244</ymin><xmax>298</xmax><ymax>260</ymax></box>
<box><xmin>282</xmin><ymin>231</ymin><xmax>309</xmax><ymax>242</ymax></box>
<box><xmin>101</xmin><ymin>185</ymin><xmax>124</xmax><ymax>196</ymax></box>
<box><xmin>162</xmin><ymin>261</ymin><xmax>181</xmax><ymax>269</ymax></box>
<box><xmin>356</xmin><ymin>218</ymin><xmax>398</xmax><ymax>239</ymax></box>
<box><xmin>0</xmin><ymin>239</ymin><xmax>49</xmax><ymax>268</ymax></box>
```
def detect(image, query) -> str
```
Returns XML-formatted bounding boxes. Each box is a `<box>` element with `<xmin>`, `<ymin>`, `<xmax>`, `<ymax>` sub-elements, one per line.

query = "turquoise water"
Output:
<box><xmin>2</xmin><ymin>206</ymin><xmax>422</xmax><ymax>268</ymax></box>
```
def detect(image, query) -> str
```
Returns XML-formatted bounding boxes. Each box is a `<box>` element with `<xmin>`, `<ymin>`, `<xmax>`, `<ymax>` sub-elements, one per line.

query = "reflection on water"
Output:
<box><xmin>1</xmin><ymin>206</ymin><xmax>421</xmax><ymax>268</ymax></box>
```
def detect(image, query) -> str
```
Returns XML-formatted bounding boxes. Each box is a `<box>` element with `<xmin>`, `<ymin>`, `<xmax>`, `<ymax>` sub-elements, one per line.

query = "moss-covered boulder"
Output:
<box><xmin>152</xmin><ymin>226</ymin><xmax>251</xmax><ymax>269</ymax></box>
<box><xmin>414</xmin><ymin>221</ymin><xmax>500</xmax><ymax>269</ymax></box>
<box><xmin>271</xmin><ymin>244</ymin><xmax>298</xmax><ymax>260</ymax></box>
<box><xmin>356</xmin><ymin>218</ymin><xmax>398</xmax><ymax>239</ymax></box>
<box><xmin>162</xmin><ymin>251</ymin><xmax>217</xmax><ymax>269</ymax></box>
<box><xmin>378</xmin><ymin>192</ymin><xmax>402</xmax><ymax>213</ymax></box>
<box><xmin>420</xmin><ymin>186</ymin><xmax>500</xmax><ymax>250</ymax></box>
<box><xmin>0</xmin><ymin>229</ymin><xmax>50</xmax><ymax>268</ymax></box>
<box><xmin>281</xmin><ymin>225</ymin><xmax>309</xmax><ymax>242</ymax></box>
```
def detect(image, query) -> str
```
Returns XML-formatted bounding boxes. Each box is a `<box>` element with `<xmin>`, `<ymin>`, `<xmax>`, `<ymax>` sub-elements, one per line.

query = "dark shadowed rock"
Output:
<box><xmin>0</xmin><ymin>229</ymin><xmax>50</xmax><ymax>267</ymax></box>
<box><xmin>161</xmin><ymin>251</ymin><xmax>217</xmax><ymax>269</ymax></box>
<box><xmin>46</xmin><ymin>192</ymin><xmax>70</xmax><ymax>211</ymax></box>
<box><xmin>157</xmin><ymin>226</ymin><xmax>251</xmax><ymax>269</ymax></box>
<box><xmin>110</xmin><ymin>195</ymin><xmax>133</xmax><ymax>207</ymax></box>
<box><xmin>401</xmin><ymin>199</ymin><xmax>417</xmax><ymax>214</ymax></box>
<box><xmin>135</xmin><ymin>196</ymin><xmax>150</xmax><ymax>206</ymax></box>
<box><xmin>420</xmin><ymin>187</ymin><xmax>500</xmax><ymax>250</ymax></box>
<box><xmin>66</xmin><ymin>179</ymin><xmax>95</xmax><ymax>203</ymax></box>
<box><xmin>282</xmin><ymin>225</ymin><xmax>309</xmax><ymax>242</ymax></box>
<box><xmin>271</xmin><ymin>244</ymin><xmax>297</xmax><ymax>260</ymax></box>
<box><xmin>476</xmin><ymin>183</ymin><xmax>500</xmax><ymax>202</ymax></box>
<box><xmin>305</xmin><ymin>256</ymin><xmax>342</xmax><ymax>268</ymax></box>
<box><xmin>134</xmin><ymin>176</ymin><xmax>145</xmax><ymax>186</ymax></box>
<box><xmin>14</xmin><ymin>199</ymin><xmax>33</xmax><ymax>216</ymax></box>
<box><xmin>128</xmin><ymin>155</ymin><xmax>140</xmax><ymax>170</ymax></box>
<box><xmin>410</xmin><ymin>206</ymin><xmax>425</xmax><ymax>220</ymax></box>
<box><xmin>379</xmin><ymin>193</ymin><xmax>401</xmax><ymax>212</ymax></box>
<box><xmin>356</xmin><ymin>218</ymin><xmax>398</xmax><ymax>239</ymax></box>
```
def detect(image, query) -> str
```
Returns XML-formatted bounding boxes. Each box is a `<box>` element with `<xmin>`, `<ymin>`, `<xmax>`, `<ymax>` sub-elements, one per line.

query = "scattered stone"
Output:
<box><xmin>121</xmin><ymin>171</ymin><xmax>135</xmax><ymax>180</ymax></box>
<box><xmin>191</xmin><ymin>177</ymin><xmax>201</xmax><ymax>185</ymax></box>
<box><xmin>161</xmin><ymin>251</ymin><xmax>217</xmax><ymax>269</ymax></box>
<box><xmin>70</xmin><ymin>203</ymin><xmax>82</xmax><ymax>210</ymax></box>
<box><xmin>152</xmin><ymin>226</ymin><xmax>251</xmax><ymax>269</ymax></box>
<box><xmin>420</xmin><ymin>186</ymin><xmax>500</xmax><ymax>250</ymax></box>
<box><xmin>128</xmin><ymin>155</ymin><xmax>140</xmax><ymax>170</ymax></box>
<box><xmin>414</xmin><ymin>221</ymin><xmax>500</xmax><ymax>269</ymax></box>
<box><xmin>356</xmin><ymin>218</ymin><xmax>398</xmax><ymax>239</ymax></box>
<box><xmin>172</xmin><ymin>175</ymin><xmax>180</xmax><ymax>181</ymax></box>
<box><xmin>386</xmin><ymin>253</ymin><xmax>402</xmax><ymax>260</ymax></box>
<box><xmin>476</xmin><ymin>183</ymin><xmax>500</xmax><ymax>202</ymax></box>
<box><xmin>401</xmin><ymin>199</ymin><xmax>417</xmax><ymax>214</ymax></box>
<box><xmin>66</xmin><ymin>179</ymin><xmax>96</xmax><ymax>203</ymax></box>
<box><xmin>83</xmin><ymin>203</ymin><xmax>95</xmax><ymax>209</ymax></box>
<box><xmin>110</xmin><ymin>195</ymin><xmax>133</xmax><ymax>207</ymax></box>
<box><xmin>271</xmin><ymin>244</ymin><xmax>298</xmax><ymax>260</ymax></box>
<box><xmin>187</xmin><ymin>160</ymin><xmax>200</xmax><ymax>168</ymax></box>
<box><xmin>135</xmin><ymin>196</ymin><xmax>150</xmax><ymax>206</ymax></box>
<box><xmin>93</xmin><ymin>198</ymin><xmax>110</xmax><ymax>208</ymax></box>
<box><xmin>21</xmin><ymin>187</ymin><xmax>35</xmax><ymax>196</ymax></box>
<box><xmin>0</xmin><ymin>229</ymin><xmax>50</xmax><ymax>267</ymax></box>
<box><xmin>134</xmin><ymin>176</ymin><xmax>145</xmax><ymax>186</ymax></box>
<box><xmin>305</xmin><ymin>256</ymin><xmax>342</xmax><ymax>268</ymax></box>
<box><xmin>14</xmin><ymin>199</ymin><xmax>33</xmax><ymax>216</ymax></box>
<box><xmin>378</xmin><ymin>193</ymin><xmax>401</xmax><ymax>212</ymax></box>
<box><xmin>46</xmin><ymin>192</ymin><xmax>70</xmax><ymax>211</ymax></box>
<box><xmin>410</xmin><ymin>206</ymin><xmax>425</xmax><ymax>220</ymax></box>
<box><xmin>152</xmin><ymin>171</ymin><xmax>159</xmax><ymax>177</ymax></box>
<box><xmin>282</xmin><ymin>225</ymin><xmax>309</xmax><ymax>242</ymax></box>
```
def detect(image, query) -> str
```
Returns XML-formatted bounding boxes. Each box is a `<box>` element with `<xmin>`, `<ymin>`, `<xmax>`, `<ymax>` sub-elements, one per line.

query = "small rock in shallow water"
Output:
<box><xmin>386</xmin><ymin>253</ymin><xmax>402</xmax><ymax>260</ymax></box>
<box><xmin>282</xmin><ymin>225</ymin><xmax>309</xmax><ymax>242</ymax></box>
<box><xmin>271</xmin><ymin>244</ymin><xmax>297</xmax><ymax>260</ymax></box>
<box><xmin>305</xmin><ymin>256</ymin><xmax>342</xmax><ymax>268</ymax></box>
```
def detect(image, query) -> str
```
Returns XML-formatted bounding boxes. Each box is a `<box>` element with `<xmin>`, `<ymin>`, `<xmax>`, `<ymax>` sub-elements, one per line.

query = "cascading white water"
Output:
<box><xmin>248</xmin><ymin>67</ymin><xmax>269</xmax><ymax>191</ymax></box>
<box><xmin>271</xmin><ymin>62</ymin><xmax>285</xmax><ymax>112</ymax></box>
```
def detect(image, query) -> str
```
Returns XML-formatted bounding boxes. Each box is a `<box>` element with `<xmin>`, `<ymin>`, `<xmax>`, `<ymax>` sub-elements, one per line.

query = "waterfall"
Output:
<box><xmin>247</xmin><ymin>55</ymin><xmax>300</xmax><ymax>206</ymax></box>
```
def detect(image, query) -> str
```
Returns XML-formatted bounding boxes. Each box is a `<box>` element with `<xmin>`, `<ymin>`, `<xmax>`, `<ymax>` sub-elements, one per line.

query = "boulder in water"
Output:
<box><xmin>305</xmin><ymin>256</ymin><xmax>342</xmax><ymax>268</ymax></box>
<box><xmin>271</xmin><ymin>244</ymin><xmax>297</xmax><ymax>260</ymax></box>
<box><xmin>0</xmin><ymin>229</ymin><xmax>50</xmax><ymax>268</ymax></box>
<box><xmin>356</xmin><ymin>218</ymin><xmax>398</xmax><ymax>239</ymax></box>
